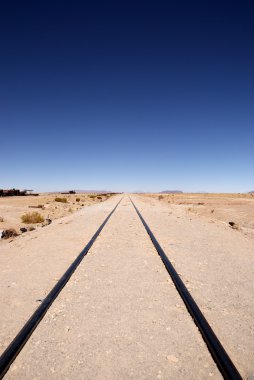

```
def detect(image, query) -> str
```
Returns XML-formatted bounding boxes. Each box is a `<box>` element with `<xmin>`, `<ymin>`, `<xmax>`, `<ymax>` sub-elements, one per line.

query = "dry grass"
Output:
<box><xmin>21</xmin><ymin>212</ymin><xmax>45</xmax><ymax>224</ymax></box>
<box><xmin>55</xmin><ymin>197</ymin><xmax>68</xmax><ymax>203</ymax></box>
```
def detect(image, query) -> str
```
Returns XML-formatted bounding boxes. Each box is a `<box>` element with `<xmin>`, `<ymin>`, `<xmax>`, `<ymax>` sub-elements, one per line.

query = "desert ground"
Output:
<box><xmin>0</xmin><ymin>193</ymin><xmax>113</xmax><ymax>239</ymax></box>
<box><xmin>0</xmin><ymin>193</ymin><xmax>253</xmax><ymax>379</ymax></box>
<box><xmin>146</xmin><ymin>192</ymin><xmax>254</xmax><ymax>239</ymax></box>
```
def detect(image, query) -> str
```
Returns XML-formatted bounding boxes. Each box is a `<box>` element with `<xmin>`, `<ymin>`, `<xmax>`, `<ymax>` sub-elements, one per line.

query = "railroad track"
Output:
<box><xmin>130</xmin><ymin>197</ymin><xmax>242</xmax><ymax>380</ymax></box>
<box><xmin>0</xmin><ymin>196</ymin><xmax>243</xmax><ymax>379</ymax></box>
<box><xmin>0</xmin><ymin>198</ymin><xmax>122</xmax><ymax>379</ymax></box>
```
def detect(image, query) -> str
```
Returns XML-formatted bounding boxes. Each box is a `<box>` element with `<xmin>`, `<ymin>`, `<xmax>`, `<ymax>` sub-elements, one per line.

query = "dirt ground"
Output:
<box><xmin>0</xmin><ymin>193</ymin><xmax>113</xmax><ymax>239</ymax></box>
<box><xmin>145</xmin><ymin>193</ymin><xmax>254</xmax><ymax>239</ymax></box>
<box><xmin>0</xmin><ymin>194</ymin><xmax>253</xmax><ymax>379</ymax></box>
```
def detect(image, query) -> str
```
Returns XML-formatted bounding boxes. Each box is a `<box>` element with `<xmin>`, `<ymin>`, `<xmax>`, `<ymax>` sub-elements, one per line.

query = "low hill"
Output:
<box><xmin>160</xmin><ymin>190</ymin><xmax>183</xmax><ymax>194</ymax></box>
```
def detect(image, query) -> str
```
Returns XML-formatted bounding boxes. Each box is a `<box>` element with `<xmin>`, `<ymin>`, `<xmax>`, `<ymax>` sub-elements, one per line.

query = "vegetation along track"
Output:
<box><xmin>0</xmin><ymin>198</ymin><xmax>122</xmax><ymax>379</ymax></box>
<box><xmin>130</xmin><ymin>196</ymin><xmax>242</xmax><ymax>380</ymax></box>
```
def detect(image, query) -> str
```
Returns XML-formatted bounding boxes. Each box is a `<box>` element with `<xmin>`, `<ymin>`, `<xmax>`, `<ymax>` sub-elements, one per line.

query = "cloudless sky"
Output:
<box><xmin>0</xmin><ymin>1</ymin><xmax>253</xmax><ymax>192</ymax></box>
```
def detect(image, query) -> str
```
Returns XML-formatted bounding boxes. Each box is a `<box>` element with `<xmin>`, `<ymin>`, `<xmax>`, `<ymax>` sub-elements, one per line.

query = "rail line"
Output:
<box><xmin>130</xmin><ymin>197</ymin><xmax>242</xmax><ymax>380</ymax></box>
<box><xmin>0</xmin><ymin>196</ymin><xmax>243</xmax><ymax>379</ymax></box>
<box><xmin>0</xmin><ymin>197</ymin><xmax>122</xmax><ymax>379</ymax></box>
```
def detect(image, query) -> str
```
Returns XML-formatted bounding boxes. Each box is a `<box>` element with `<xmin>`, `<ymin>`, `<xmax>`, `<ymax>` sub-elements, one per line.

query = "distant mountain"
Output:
<box><xmin>160</xmin><ymin>190</ymin><xmax>183</xmax><ymax>194</ymax></box>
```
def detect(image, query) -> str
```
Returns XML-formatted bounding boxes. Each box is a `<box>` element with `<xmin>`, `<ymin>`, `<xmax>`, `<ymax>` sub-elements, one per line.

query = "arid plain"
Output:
<box><xmin>0</xmin><ymin>193</ymin><xmax>253</xmax><ymax>379</ymax></box>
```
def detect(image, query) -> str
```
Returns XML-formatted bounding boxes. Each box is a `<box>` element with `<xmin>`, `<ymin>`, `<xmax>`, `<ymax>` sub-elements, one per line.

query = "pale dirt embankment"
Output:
<box><xmin>0</xmin><ymin>193</ymin><xmax>112</xmax><ymax>238</ymax></box>
<box><xmin>0</xmin><ymin>194</ymin><xmax>253</xmax><ymax>379</ymax></box>
<box><xmin>145</xmin><ymin>193</ymin><xmax>254</xmax><ymax>238</ymax></box>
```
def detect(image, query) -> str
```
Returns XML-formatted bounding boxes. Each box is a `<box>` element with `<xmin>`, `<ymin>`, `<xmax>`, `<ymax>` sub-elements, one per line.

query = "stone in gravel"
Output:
<box><xmin>167</xmin><ymin>355</ymin><xmax>179</xmax><ymax>363</ymax></box>
<box><xmin>229</xmin><ymin>221</ymin><xmax>239</xmax><ymax>229</ymax></box>
<box><xmin>42</xmin><ymin>218</ymin><xmax>52</xmax><ymax>227</ymax></box>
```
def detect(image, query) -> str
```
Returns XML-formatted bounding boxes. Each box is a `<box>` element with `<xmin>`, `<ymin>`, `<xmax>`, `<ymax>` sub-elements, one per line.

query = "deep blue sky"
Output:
<box><xmin>1</xmin><ymin>1</ymin><xmax>253</xmax><ymax>192</ymax></box>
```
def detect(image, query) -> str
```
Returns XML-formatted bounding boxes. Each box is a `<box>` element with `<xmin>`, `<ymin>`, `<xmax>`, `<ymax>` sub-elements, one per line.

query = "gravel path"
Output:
<box><xmin>3</xmin><ymin>196</ymin><xmax>221</xmax><ymax>379</ymax></box>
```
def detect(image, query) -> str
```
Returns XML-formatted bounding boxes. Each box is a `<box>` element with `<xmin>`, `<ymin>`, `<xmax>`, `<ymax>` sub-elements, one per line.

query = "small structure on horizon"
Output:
<box><xmin>0</xmin><ymin>189</ymin><xmax>38</xmax><ymax>197</ymax></box>
<box><xmin>61</xmin><ymin>190</ymin><xmax>76</xmax><ymax>194</ymax></box>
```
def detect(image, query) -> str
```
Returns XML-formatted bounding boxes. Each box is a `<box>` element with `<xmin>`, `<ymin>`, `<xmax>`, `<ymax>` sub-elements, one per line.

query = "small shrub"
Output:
<box><xmin>211</xmin><ymin>209</ymin><xmax>215</xmax><ymax>213</ymax></box>
<box><xmin>97</xmin><ymin>196</ymin><xmax>102</xmax><ymax>200</ymax></box>
<box><xmin>89</xmin><ymin>195</ymin><xmax>96</xmax><ymax>199</ymax></box>
<box><xmin>76</xmin><ymin>198</ymin><xmax>80</xmax><ymax>202</ymax></box>
<box><xmin>21</xmin><ymin>212</ymin><xmax>45</xmax><ymax>224</ymax></box>
<box><xmin>2</xmin><ymin>228</ymin><xmax>19</xmax><ymax>239</ymax></box>
<box><xmin>55</xmin><ymin>197</ymin><xmax>67</xmax><ymax>203</ymax></box>
<box><xmin>158</xmin><ymin>195</ymin><xmax>163</xmax><ymax>200</ymax></box>
<box><xmin>68</xmin><ymin>207</ymin><xmax>73</xmax><ymax>212</ymax></box>
<box><xmin>0</xmin><ymin>216</ymin><xmax>4</xmax><ymax>222</ymax></box>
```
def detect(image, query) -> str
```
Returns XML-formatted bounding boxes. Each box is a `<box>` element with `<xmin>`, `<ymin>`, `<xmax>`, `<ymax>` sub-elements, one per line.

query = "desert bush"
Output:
<box><xmin>1</xmin><ymin>228</ymin><xmax>18</xmax><ymax>239</ymax></box>
<box><xmin>68</xmin><ymin>207</ymin><xmax>73</xmax><ymax>212</ymax></box>
<box><xmin>76</xmin><ymin>198</ymin><xmax>80</xmax><ymax>202</ymax></box>
<box><xmin>158</xmin><ymin>195</ymin><xmax>163</xmax><ymax>200</ymax></box>
<box><xmin>211</xmin><ymin>209</ymin><xmax>215</xmax><ymax>213</ymax></box>
<box><xmin>21</xmin><ymin>212</ymin><xmax>45</xmax><ymax>224</ymax></box>
<box><xmin>97</xmin><ymin>196</ymin><xmax>102</xmax><ymax>200</ymax></box>
<box><xmin>55</xmin><ymin>197</ymin><xmax>67</xmax><ymax>203</ymax></box>
<box><xmin>89</xmin><ymin>195</ymin><xmax>96</xmax><ymax>199</ymax></box>
<box><xmin>0</xmin><ymin>216</ymin><xmax>4</xmax><ymax>222</ymax></box>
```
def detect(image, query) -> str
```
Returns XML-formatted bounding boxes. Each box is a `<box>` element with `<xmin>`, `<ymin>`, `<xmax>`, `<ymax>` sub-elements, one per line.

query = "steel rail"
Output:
<box><xmin>130</xmin><ymin>197</ymin><xmax>242</xmax><ymax>380</ymax></box>
<box><xmin>0</xmin><ymin>197</ymin><xmax>122</xmax><ymax>379</ymax></box>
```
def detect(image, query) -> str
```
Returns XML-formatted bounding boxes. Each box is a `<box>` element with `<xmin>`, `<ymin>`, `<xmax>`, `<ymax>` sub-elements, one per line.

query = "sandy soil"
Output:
<box><xmin>3</xmin><ymin>196</ymin><xmax>220</xmax><ymax>380</ymax></box>
<box><xmin>0</xmin><ymin>193</ymin><xmax>113</xmax><ymax>238</ymax></box>
<box><xmin>133</xmin><ymin>194</ymin><xmax>254</xmax><ymax>378</ymax></box>
<box><xmin>145</xmin><ymin>193</ymin><xmax>254</xmax><ymax>239</ymax></box>
<box><xmin>0</xmin><ymin>194</ymin><xmax>253</xmax><ymax>379</ymax></box>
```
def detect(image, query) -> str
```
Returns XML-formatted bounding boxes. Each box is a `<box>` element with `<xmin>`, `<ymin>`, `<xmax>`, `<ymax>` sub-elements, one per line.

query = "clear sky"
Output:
<box><xmin>0</xmin><ymin>1</ymin><xmax>253</xmax><ymax>192</ymax></box>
